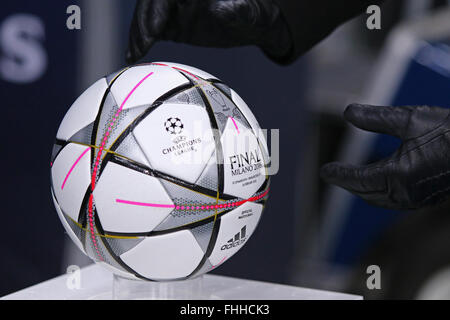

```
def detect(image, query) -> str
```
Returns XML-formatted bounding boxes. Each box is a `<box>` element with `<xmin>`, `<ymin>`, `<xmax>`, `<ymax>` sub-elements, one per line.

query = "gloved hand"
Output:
<box><xmin>126</xmin><ymin>0</ymin><xmax>292</xmax><ymax>64</ymax></box>
<box><xmin>320</xmin><ymin>103</ymin><xmax>450</xmax><ymax>210</ymax></box>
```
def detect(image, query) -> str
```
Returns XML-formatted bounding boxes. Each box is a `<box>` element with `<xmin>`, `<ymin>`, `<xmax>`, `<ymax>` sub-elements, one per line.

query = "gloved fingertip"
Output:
<box><xmin>320</xmin><ymin>162</ymin><xmax>361</xmax><ymax>191</ymax></box>
<box><xmin>125</xmin><ymin>49</ymin><xmax>135</xmax><ymax>65</ymax></box>
<box><xmin>319</xmin><ymin>162</ymin><xmax>339</xmax><ymax>183</ymax></box>
<box><xmin>126</xmin><ymin>39</ymin><xmax>145</xmax><ymax>65</ymax></box>
<box><xmin>343</xmin><ymin>103</ymin><xmax>366</xmax><ymax>121</ymax></box>
<box><xmin>346</xmin><ymin>103</ymin><xmax>366</xmax><ymax>109</ymax></box>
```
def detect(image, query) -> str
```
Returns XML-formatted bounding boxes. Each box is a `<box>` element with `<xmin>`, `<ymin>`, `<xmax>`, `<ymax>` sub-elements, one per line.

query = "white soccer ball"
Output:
<box><xmin>50</xmin><ymin>62</ymin><xmax>270</xmax><ymax>281</ymax></box>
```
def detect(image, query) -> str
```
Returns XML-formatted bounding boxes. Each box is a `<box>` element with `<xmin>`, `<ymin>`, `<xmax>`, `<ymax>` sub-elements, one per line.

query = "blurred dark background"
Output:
<box><xmin>2</xmin><ymin>0</ymin><xmax>450</xmax><ymax>299</ymax></box>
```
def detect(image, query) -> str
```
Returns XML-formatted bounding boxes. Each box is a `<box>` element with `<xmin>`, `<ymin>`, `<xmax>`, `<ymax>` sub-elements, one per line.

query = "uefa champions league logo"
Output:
<box><xmin>164</xmin><ymin>117</ymin><xmax>189</xmax><ymax>145</ymax></box>
<box><xmin>165</xmin><ymin>117</ymin><xmax>184</xmax><ymax>135</ymax></box>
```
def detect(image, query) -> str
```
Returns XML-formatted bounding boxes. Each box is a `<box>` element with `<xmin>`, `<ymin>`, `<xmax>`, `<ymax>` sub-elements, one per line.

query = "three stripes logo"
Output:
<box><xmin>220</xmin><ymin>226</ymin><xmax>247</xmax><ymax>250</ymax></box>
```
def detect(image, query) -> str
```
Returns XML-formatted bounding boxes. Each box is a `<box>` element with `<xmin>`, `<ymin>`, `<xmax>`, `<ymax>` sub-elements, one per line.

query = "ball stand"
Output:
<box><xmin>112</xmin><ymin>275</ymin><xmax>206</xmax><ymax>300</ymax></box>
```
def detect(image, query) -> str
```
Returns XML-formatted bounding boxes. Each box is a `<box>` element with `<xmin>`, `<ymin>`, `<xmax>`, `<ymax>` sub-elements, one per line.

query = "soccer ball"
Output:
<box><xmin>50</xmin><ymin>62</ymin><xmax>270</xmax><ymax>281</ymax></box>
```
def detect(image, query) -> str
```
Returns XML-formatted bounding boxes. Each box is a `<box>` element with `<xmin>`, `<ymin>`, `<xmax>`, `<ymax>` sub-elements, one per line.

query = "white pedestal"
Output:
<box><xmin>113</xmin><ymin>274</ymin><xmax>206</xmax><ymax>300</ymax></box>
<box><xmin>1</xmin><ymin>264</ymin><xmax>361</xmax><ymax>300</ymax></box>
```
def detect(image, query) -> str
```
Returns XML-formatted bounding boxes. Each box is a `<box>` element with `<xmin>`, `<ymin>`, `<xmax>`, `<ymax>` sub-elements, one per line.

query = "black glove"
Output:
<box><xmin>126</xmin><ymin>0</ymin><xmax>292</xmax><ymax>64</ymax></box>
<box><xmin>320</xmin><ymin>103</ymin><xmax>450</xmax><ymax>210</ymax></box>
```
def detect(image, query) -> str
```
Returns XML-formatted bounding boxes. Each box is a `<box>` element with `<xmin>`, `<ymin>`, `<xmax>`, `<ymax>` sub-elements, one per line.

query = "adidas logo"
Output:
<box><xmin>220</xmin><ymin>226</ymin><xmax>247</xmax><ymax>250</ymax></box>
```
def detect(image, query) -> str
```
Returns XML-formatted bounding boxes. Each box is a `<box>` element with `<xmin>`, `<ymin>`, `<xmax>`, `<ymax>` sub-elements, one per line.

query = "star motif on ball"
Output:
<box><xmin>165</xmin><ymin>117</ymin><xmax>184</xmax><ymax>135</ymax></box>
